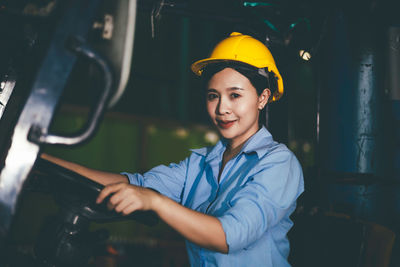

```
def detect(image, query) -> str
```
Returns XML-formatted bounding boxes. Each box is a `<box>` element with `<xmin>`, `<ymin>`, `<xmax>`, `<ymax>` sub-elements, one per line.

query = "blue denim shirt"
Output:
<box><xmin>123</xmin><ymin>127</ymin><xmax>304</xmax><ymax>266</ymax></box>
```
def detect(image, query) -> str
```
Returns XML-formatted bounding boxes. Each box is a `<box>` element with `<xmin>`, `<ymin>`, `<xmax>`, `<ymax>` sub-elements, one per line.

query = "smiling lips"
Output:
<box><xmin>217</xmin><ymin>119</ymin><xmax>236</xmax><ymax>129</ymax></box>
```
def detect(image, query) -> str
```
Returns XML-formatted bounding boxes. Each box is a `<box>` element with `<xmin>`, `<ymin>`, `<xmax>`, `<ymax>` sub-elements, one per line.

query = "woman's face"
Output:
<box><xmin>206</xmin><ymin>68</ymin><xmax>270</xmax><ymax>147</ymax></box>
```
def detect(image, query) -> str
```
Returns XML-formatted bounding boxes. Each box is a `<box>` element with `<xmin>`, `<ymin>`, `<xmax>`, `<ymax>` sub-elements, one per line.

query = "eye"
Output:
<box><xmin>231</xmin><ymin>93</ymin><xmax>241</xmax><ymax>99</ymax></box>
<box><xmin>207</xmin><ymin>93</ymin><xmax>218</xmax><ymax>101</ymax></box>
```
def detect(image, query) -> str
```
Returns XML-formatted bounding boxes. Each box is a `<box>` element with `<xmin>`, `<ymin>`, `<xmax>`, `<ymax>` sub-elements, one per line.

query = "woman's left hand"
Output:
<box><xmin>96</xmin><ymin>183</ymin><xmax>159</xmax><ymax>215</ymax></box>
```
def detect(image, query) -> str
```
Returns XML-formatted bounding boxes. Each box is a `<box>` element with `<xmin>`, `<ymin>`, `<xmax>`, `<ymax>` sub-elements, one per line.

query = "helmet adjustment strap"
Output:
<box><xmin>258</xmin><ymin>68</ymin><xmax>272</xmax><ymax>90</ymax></box>
<box><xmin>257</xmin><ymin>68</ymin><xmax>268</xmax><ymax>78</ymax></box>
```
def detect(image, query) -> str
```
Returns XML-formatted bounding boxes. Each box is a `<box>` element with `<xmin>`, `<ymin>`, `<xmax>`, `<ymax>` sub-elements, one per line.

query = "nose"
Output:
<box><xmin>216</xmin><ymin>96</ymin><xmax>231</xmax><ymax>115</ymax></box>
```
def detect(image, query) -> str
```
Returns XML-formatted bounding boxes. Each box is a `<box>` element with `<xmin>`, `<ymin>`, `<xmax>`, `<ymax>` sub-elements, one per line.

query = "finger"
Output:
<box><xmin>121</xmin><ymin>202</ymin><xmax>141</xmax><ymax>216</ymax></box>
<box><xmin>108</xmin><ymin>189</ymin><xmax>127</xmax><ymax>207</ymax></box>
<box><xmin>96</xmin><ymin>183</ymin><xmax>125</xmax><ymax>204</ymax></box>
<box><xmin>107</xmin><ymin>200</ymin><xmax>116</xmax><ymax>210</ymax></box>
<box><xmin>114</xmin><ymin>197</ymin><xmax>137</xmax><ymax>214</ymax></box>
<box><xmin>110</xmin><ymin>189</ymin><xmax>134</xmax><ymax>212</ymax></box>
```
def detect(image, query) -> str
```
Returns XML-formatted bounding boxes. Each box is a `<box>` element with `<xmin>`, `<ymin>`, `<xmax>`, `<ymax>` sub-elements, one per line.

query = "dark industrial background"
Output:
<box><xmin>0</xmin><ymin>0</ymin><xmax>399</xmax><ymax>266</ymax></box>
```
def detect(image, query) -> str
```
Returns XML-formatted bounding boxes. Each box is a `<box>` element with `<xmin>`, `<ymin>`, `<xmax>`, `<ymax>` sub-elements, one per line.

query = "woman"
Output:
<box><xmin>43</xmin><ymin>32</ymin><xmax>304</xmax><ymax>266</ymax></box>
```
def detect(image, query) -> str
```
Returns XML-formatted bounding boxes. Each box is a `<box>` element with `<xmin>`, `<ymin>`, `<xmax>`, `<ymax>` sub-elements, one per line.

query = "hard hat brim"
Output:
<box><xmin>191</xmin><ymin>58</ymin><xmax>236</xmax><ymax>76</ymax></box>
<box><xmin>191</xmin><ymin>58</ymin><xmax>284</xmax><ymax>102</ymax></box>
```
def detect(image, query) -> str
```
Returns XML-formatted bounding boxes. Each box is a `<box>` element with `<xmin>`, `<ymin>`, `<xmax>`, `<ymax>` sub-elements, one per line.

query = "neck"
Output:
<box><xmin>225</xmin><ymin>136</ymin><xmax>250</xmax><ymax>161</ymax></box>
<box><xmin>226</xmin><ymin>140</ymin><xmax>245</xmax><ymax>154</ymax></box>
<box><xmin>226</xmin><ymin>125</ymin><xmax>261</xmax><ymax>153</ymax></box>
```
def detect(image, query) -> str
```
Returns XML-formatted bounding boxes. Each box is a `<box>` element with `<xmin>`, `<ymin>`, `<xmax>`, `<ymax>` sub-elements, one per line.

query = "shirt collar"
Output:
<box><xmin>190</xmin><ymin>139</ymin><xmax>225</xmax><ymax>162</ymax></box>
<box><xmin>191</xmin><ymin>126</ymin><xmax>274</xmax><ymax>161</ymax></box>
<box><xmin>241</xmin><ymin>126</ymin><xmax>273</xmax><ymax>158</ymax></box>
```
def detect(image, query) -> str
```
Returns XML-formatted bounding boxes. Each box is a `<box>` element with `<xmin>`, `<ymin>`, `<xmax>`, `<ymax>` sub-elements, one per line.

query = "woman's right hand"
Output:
<box><xmin>96</xmin><ymin>182</ymin><xmax>160</xmax><ymax>215</ymax></box>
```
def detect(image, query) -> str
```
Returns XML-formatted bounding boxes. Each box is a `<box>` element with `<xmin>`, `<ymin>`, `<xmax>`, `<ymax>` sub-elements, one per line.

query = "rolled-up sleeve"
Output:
<box><xmin>217</xmin><ymin>150</ymin><xmax>304</xmax><ymax>252</ymax></box>
<box><xmin>121</xmin><ymin>157</ymin><xmax>189</xmax><ymax>203</ymax></box>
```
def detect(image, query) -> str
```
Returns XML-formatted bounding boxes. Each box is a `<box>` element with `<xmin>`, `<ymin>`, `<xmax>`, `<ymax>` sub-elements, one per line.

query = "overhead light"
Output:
<box><xmin>299</xmin><ymin>50</ymin><xmax>311</xmax><ymax>61</ymax></box>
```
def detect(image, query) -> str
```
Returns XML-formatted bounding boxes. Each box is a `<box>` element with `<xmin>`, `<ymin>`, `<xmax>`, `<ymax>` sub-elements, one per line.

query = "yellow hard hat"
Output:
<box><xmin>191</xmin><ymin>32</ymin><xmax>284</xmax><ymax>102</ymax></box>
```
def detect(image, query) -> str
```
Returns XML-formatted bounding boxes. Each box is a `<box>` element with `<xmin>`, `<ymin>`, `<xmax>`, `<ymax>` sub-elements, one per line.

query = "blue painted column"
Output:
<box><xmin>388</xmin><ymin>27</ymin><xmax>400</xmax><ymax>182</ymax></box>
<box><xmin>386</xmin><ymin>25</ymin><xmax>400</xmax><ymax>267</ymax></box>
<box><xmin>318</xmin><ymin>11</ymin><xmax>384</xmax><ymax>177</ymax></box>
<box><xmin>317</xmin><ymin>10</ymin><xmax>387</xmax><ymax>223</ymax></box>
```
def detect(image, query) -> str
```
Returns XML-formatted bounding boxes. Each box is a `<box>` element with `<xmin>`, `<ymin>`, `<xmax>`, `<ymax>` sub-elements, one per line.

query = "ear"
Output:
<box><xmin>258</xmin><ymin>88</ymin><xmax>271</xmax><ymax>110</ymax></box>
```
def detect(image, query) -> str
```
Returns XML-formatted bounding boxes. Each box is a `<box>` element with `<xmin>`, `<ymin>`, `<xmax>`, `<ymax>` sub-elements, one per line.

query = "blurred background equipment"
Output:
<box><xmin>0</xmin><ymin>0</ymin><xmax>399</xmax><ymax>266</ymax></box>
<box><xmin>0</xmin><ymin>0</ymin><xmax>143</xmax><ymax>266</ymax></box>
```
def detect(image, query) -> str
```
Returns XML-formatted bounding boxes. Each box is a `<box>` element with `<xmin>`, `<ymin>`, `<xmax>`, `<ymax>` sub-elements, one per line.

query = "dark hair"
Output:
<box><xmin>202</xmin><ymin>61</ymin><xmax>277</xmax><ymax>126</ymax></box>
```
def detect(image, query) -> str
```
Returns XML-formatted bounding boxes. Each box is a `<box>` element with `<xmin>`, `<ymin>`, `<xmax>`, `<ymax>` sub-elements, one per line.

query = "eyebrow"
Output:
<box><xmin>206</xmin><ymin>87</ymin><xmax>244</xmax><ymax>92</ymax></box>
<box><xmin>228</xmin><ymin>87</ymin><xmax>244</xmax><ymax>91</ymax></box>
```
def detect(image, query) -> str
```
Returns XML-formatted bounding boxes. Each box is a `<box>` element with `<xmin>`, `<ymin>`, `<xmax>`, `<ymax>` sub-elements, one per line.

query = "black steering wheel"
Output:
<box><xmin>32</xmin><ymin>158</ymin><xmax>158</xmax><ymax>225</ymax></box>
<box><xmin>23</xmin><ymin>158</ymin><xmax>158</xmax><ymax>267</ymax></box>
